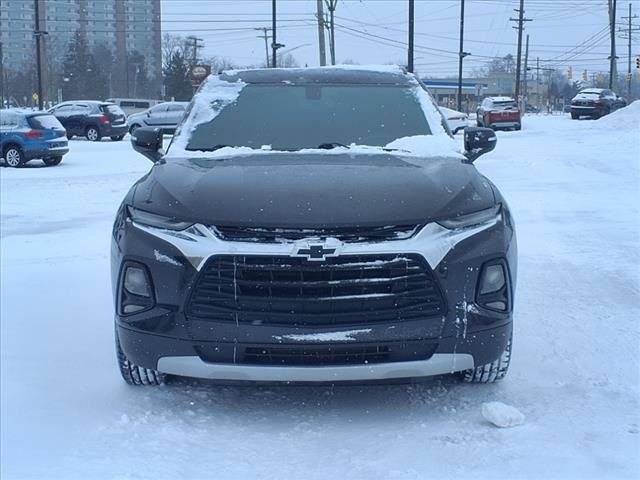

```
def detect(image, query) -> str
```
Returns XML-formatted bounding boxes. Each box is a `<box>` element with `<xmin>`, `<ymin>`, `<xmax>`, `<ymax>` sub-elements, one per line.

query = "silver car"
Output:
<box><xmin>127</xmin><ymin>102</ymin><xmax>188</xmax><ymax>134</ymax></box>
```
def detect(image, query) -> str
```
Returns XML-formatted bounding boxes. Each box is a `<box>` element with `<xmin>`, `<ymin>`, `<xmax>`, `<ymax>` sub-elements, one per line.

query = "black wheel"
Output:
<box><xmin>3</xmin><ymin>145</ymin><xmax>24</xmax><ymax>168</ymax></box>
<box><xmin>129</xmin><ymin>124</ymin><xmax>141</xmax><ymax>134</ymax></box>
<box><xmin>571</xmin><ymin>112</ymin><xmax>579</xmax><ymax>120</ymax></box>
<box><xmin>111</xmin><ymin>135</ymin><xmax>125</xmax><ymax>141</ymax></box>
<box><xmin>116</xmin><ymin>331</ymin><xmax>165</xmax><ymax>386</ymax></box>
<box><xmin>43</xmin><ymin>156</ymin><xmax>63</xmax><ymax>166</ymax></box>
<box><xmin>514</xmin><ymin>125</ymin><xmax>521</xmax><ymax>131</ymax></box>
<box><xmin>86</xmin><ymin>126</ymin><xmax>101</xmax><ymax>142</ymax></box>
<box><xmin>460</xmin><ymin>337</ymin><xmax>512</xmax><ymax>384</ymax></box>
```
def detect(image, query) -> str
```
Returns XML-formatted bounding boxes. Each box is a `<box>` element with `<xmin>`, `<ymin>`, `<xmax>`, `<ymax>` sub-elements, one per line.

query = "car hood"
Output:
<box><xmin>132</xmin><ymin>152</ymin><xmax>495</xmax><ymax>228</ymax></box>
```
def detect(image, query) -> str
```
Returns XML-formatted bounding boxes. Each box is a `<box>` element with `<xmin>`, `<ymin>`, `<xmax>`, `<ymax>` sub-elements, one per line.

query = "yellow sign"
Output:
<box><xmin>32</xmin><ymin>92</ymin><xmax>39</xmax><ymax>101</ymax></box>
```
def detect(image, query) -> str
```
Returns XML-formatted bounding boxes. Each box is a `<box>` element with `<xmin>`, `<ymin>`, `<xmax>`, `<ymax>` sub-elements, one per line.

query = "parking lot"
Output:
<box><xmin>1</xmin><ymin>111</ymin><xmax>639</xmax><ymax>479</ymax></box>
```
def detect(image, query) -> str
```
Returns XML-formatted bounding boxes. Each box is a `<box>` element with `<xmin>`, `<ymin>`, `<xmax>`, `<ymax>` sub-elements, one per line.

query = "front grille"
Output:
<box><xmin>186</xmin><ymin>254</ymin><xmax>446</xmax><ymax>327</ymax></box>
<box><xmin>195</xmin><ymin>341</ymin><xmax>438</xmax><ymax>366</ymax></box>
<box><xmin>211</xmin><ymin>225</ymin><xmax>420</xmax><ymax>243</ymax></box>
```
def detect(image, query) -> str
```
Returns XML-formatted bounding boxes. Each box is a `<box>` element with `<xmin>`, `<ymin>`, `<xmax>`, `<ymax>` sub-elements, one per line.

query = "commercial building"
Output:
<box><xmin>0</xmin><ymin>0</ymin><xmax>162</xmax><ymax>99</ymax></box>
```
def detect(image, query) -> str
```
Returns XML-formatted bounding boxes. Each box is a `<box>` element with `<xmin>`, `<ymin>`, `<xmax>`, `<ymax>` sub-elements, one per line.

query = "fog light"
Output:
<box><xmin>120</xmin><ymin>263</ymin><xmax>154</xmax><ymax>315</ymax></box>
<box><xmin>480</xmin><ymin>264</ymin><xmax>505</xmax><ymax>294</ymax></box>
<box><xmin>476</xmin><ymin>260</ymin><xmax>510</xmax><ymax>312</ymax></box>
<box><xmin>124</xmin><ymin>266</ymin><xmax>151</xmax><ymax>297</ymax></box>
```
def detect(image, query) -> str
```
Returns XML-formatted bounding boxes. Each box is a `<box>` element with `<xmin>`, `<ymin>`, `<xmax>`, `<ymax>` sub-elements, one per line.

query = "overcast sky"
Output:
<box><xmin>161</xmin><ymin>0</ymin><xmax>640</xmax><ymax>77</ymax></box>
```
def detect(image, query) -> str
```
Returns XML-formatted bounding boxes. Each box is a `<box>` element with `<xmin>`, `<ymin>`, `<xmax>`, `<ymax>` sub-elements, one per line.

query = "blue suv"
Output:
<box><xmin>1</xmin><ymin>109</ymin><xmax>69</xmax><ymax>167</ymax></box>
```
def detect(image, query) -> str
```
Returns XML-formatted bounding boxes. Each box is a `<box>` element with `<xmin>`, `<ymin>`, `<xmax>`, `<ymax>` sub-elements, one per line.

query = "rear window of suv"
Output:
<box><xmin>101</xmin><ymin>105</ymin><xmax>125</xmax><ymax>116</ymax></box>
<box><xmin>27</xmin><ymin>114</ymin><xmax>64</xmax><ymax>130</ymax></box>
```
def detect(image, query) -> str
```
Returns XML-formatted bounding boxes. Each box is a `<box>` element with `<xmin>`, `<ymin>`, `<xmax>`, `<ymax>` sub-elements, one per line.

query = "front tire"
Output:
<box><xmin>43</xmin><ymin>156</ymin><xmax>62</xmax><ymax>166</ymax></box>
<box><xmin>4</xmin><ymin>145</ymin><xmax>24</xmax><ymax>167</ymax></box>
<box><xmin>571</xmin><ymin>112</ymin><xmax>579</xmax><ymax>120</ymax></box>
<box><xmin>129</xmin><ymin>123</ymin><xmax>141</xmax><ymax>134</ymax></box>
<box><xmin>116</xmin><ymin>332</ymin><xmax>165</xmax><ymax>386</ymax></box>
<box><xmin>86</xmin><ymin>126</ymin><xmax>101</xmax><ymax>142</ymax></box>
<box><xmin>111</xmin><ymin>135</ymin><xmax>125</xmax><ymax>141</ymax></box>
<box><xmin>461</xmin><ymin>337</ymin><xmax>512</xmax><ymax>383</ymax></box>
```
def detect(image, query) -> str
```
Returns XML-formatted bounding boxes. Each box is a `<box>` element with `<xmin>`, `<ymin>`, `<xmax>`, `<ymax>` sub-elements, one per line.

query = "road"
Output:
<box><xmin>1</xmin><ymin>111</ymin><xmax>639</xmax><ymax>480</ymax></box>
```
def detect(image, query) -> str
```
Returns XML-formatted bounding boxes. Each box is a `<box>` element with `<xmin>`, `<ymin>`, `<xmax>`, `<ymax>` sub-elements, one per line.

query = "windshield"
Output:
<box><xmin>27</xmin><ymin>114</ymin><xmax>64</xmax><ymax>130</ymax></box>
<box><xmin>185</xmin><ymin>84</ymin><xmax>432</xmax><ymax>151</ymax></box>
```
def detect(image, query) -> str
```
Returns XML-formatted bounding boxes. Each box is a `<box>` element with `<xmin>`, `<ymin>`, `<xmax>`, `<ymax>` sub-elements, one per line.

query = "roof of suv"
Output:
<box><xmin>488</xmin><ymin>96</ymin><xmax>516</xmax><ymax>102</ymax></box>
<box><xmin>218</xmin><ymin>65</ymin><xmax>414</xmax><ymax>86</ymax></box>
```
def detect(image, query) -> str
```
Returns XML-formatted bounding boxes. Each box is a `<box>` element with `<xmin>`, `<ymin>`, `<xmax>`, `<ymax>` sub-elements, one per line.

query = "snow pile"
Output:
<box><xmin>481</xmin><ymin>402</ymin><xmax>526</xmax><ymax>428</ymax></box>
<box><xmin>593</xmin><ymin>100</ymin><xmax>640</xmax><ymax>131</ymax></box>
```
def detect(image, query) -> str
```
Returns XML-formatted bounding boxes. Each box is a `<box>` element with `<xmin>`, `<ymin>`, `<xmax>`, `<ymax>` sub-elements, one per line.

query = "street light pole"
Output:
<box><xmin>34</xmin><ymin>0</ymin><xmax>45</xmax><ymax>109</ymax></box>
<box><xmin>457</xmin><ymin>0</ymin><xmax>466</xmax><ymax>111</ymax></box>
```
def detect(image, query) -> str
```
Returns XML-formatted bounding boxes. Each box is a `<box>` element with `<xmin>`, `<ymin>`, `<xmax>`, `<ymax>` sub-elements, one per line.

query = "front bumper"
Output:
<box><xmin>111</xmin><ymin>206</ymin><xmax>517</xmax><ymax>382</ymax></box>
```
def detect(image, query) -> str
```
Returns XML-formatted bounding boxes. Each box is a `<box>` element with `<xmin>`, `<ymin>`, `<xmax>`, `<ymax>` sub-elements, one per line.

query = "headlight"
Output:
<box><xmin>437</xmin><ymin>204</ymin><xmax>501</xmax><ymax>230</ymax></box>
<box><xmin>127</xmin><ymin>206</ymin><xmax>193</xmax><ymax>231</ymax></box>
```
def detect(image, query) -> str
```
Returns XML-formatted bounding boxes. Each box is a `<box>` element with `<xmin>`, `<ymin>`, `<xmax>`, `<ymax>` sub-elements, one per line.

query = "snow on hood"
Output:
<box><xmin>166</xmin><ymin>67</ymin><xmax>462</xmax><ymax>160</ymax></box>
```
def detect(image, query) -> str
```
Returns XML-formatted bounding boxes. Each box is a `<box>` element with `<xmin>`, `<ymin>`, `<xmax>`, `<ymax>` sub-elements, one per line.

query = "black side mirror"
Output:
<box><xmin>463</xmin><ymin>127</ymin><xmax>497</xmax><ymax>163</ymax></box>
<box><xmin>131</xmin><ymin>126</ymin><xmax>163</xmax><ymax>163</ymax></box>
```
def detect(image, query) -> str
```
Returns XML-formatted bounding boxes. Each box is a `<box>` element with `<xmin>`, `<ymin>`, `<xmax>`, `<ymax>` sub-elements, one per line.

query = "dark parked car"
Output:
<box><xmin>49</xmin><ymin>101</ymin><xmax>127</xmax><ymax>141</ymax></box>
<box><xmin>127</xmin><ymin>101</ymin><xmax>188</xmax><ymax>134</ymax></box>
<box><xmin>1</xmin><ymin>109</ymin><xmax>68</xmax><ymax>167</ymax></box>
<box><xmin>570</xmin><ymin>88</ymin><xmax>627</xmax><ymax>119</ymax></box>
<box><xmin>477</xmin><ymin>96</ymin><xmax>521</xmax><ymax>130</ymax></box>
<box><xmin>113</xmin><ymin>67</ymin><xmax>516</xmax><ymax>386</ymax></box>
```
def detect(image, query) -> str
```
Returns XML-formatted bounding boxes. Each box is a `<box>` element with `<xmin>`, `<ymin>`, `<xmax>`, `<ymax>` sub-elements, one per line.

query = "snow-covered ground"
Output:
<box><xmin>1</xmin><ymin>109</ymin><xmax>639</xmax><ymax>480</ymax></box>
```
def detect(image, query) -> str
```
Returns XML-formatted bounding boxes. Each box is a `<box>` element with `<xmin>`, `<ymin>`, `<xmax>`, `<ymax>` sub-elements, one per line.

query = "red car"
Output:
<box><xmin>477</xmin><ymin>96</ymin><xmax>521</xmax><ymax>131</ymax></box>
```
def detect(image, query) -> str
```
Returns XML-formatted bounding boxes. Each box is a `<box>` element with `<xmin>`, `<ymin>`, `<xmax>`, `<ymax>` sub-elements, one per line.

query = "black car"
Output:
<box><xmin>112</xmin><ymin>67</ymin><xmax>516</xmax><ymax>386</ymax></box>
<box><xmin>49</xmin><ymin>101</ymin><xmax>128</xmax><ymax>141</ymax></box>
<box><xmin>570</xmin><ymin>88</ymin><xmax>626</xmax><ymax>119</ymax></box>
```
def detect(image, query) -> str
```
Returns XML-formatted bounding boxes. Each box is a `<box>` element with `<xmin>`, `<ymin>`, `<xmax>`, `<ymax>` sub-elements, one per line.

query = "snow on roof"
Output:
<box><xmin>490</xmin><ymin>96</ymin><xmax>516</xmax><ymax>102</ymax></box>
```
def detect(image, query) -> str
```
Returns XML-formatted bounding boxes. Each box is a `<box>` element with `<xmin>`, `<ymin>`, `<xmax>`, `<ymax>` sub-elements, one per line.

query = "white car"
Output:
<box><xmin>439</xmin><ymin>106</ymin><xmax>471</xmax><ymax>134</ymax></box>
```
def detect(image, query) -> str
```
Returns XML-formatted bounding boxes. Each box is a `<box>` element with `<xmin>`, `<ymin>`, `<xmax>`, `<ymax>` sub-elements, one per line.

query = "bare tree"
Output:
<box><xmin>162</xmin><ymin>33</ymin><xmax>186</xmax><ymax>71</ymax></box>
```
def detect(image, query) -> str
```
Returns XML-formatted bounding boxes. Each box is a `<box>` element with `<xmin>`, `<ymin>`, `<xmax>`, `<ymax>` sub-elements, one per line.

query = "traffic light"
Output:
<box><xmin>636</xmin><ymin>56</ymin><xmax>640</xmax><ymax>69</ymax></box>
<box><xmin>567</xmin><ymin>67</ymin><xmax>573</xmax><ymax>80</ymax></box>
<box><xmin>582</xmin><ymin>69</ymin><xmax>588</xmax><ymax>81</ymax></box>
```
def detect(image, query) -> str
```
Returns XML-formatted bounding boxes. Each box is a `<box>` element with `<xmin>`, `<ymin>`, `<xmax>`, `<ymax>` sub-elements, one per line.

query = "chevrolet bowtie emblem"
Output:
<box><xmin>291</xmin><ymin>240</ymin><xmax>342</xmax><ymax>261</ymax></box>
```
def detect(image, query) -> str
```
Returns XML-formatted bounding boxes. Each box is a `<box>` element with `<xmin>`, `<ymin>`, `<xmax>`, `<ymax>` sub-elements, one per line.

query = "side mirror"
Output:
<box><xmin>463</xmin><ymin>127</ymin><xmax>497</xmax><ymax>163</ymax></box>
<box><xmin>131</xmin><ymin>126</ymin><xmax>163</xmax><ymax>163</ymax></box>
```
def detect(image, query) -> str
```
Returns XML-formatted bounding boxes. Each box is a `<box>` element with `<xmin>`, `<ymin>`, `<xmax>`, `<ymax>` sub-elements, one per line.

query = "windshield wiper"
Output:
<box><xmin>317</xmin><ymin>142</ymin><xmax>349</xmax><ymax>150</ymax></box>
<box><xmin>185</xmin><ymin>144</ymin><xmax>232</xmax><ymax>152</ymax></box>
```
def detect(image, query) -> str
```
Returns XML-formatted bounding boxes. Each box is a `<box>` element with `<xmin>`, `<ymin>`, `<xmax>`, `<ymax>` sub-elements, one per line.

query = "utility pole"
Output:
<box><xmin>510</xmin><ymin>0</ymin><xmax>532</xmax><ymax>103</ymax></box>
<box><xmin>325</xmin><ymin>0</ymin><xmax>338</xmax><ymax>65</ymax></box>
<box><xmin>256</xmin><ymin>28</ymin><xmax>271</xmax><ymax>67</ymax></box>
<box><xmin>608</xmin><ymin>0</ymin><xmax>618</xmax><ymax>89</ymax></box>
<box><xmin>0</xmin><ymin>41</ymin><xmax>4</xmax><ymax>109</ymax></box>
<box><xmin>33</xmin><ymin>0</ymin><xmax>46</xmax><ymax>109</ymax></box>
<box><xmin>620</xmin><ymin>3</ymin><xmax>639</xmax><ymax>98</ymax></box>
<box><xmin>536</xmin><ymin>56</ymin><xmax>540</xmax><ymax>108</ymax></box>
<box><xmin>457</xmin><ymin>0</ymin><xmax>470</xmax><ymax>111</ymax></box>
<box><xmin>316</xmin><ymin>0</ymin><xmax>327</xmax><ymax>66</ymax></box>
<box><xmin>186</xmin><ymin>36</ymin><xmax>204</xmax><ymax>64</ymax></box>
<box><xmin>408</xmin><ymin>0</ymin><xmax>415</xmax><ymax>73</ymax></box>
<box><xmin>523</xmin><ymin>34</ymin><xmax>529</xmax><ymax>111</ymax></box>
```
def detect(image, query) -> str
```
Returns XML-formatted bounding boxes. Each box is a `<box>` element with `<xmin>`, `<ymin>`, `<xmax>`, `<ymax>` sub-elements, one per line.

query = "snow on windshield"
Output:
<box><xmin>166</xmin><ymin>68</ymin><xmax>462</xmax><ymax>159</ymax></box>
<box><xmin>169</xmin><ymin>76</ymin><xmax>246</xmax><ymax>154</ymax></box>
